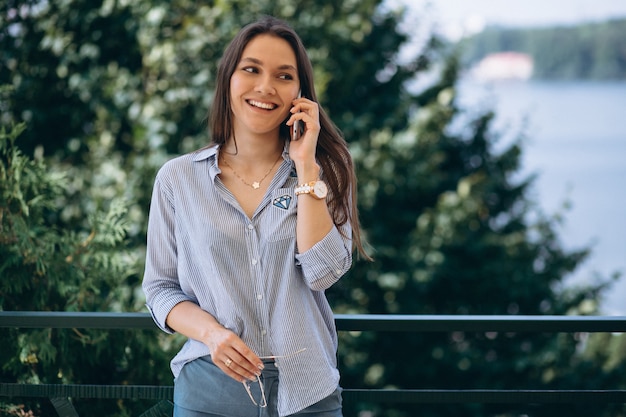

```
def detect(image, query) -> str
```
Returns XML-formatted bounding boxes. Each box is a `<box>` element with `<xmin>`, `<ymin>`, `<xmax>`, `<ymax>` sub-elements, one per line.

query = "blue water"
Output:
<box><xmin>456</xmin><ymin>80</ymin><xmax>626</xmax><ymax>314</ymax></box>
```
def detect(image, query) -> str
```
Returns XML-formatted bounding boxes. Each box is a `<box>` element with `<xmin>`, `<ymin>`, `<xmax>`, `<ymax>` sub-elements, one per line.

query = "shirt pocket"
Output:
<box><xmin>264</xmin><ymin>188</ymin><xmax>297</xmax><ymax>242</ymax></box>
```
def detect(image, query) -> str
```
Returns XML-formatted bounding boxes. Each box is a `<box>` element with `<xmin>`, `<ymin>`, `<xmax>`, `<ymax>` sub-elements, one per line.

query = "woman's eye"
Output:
<box><xmin>279</xmin><ymin>74</ymin><xmax>294</xmax><ymax>80</ymax></box>
<box><xmin>242</xmin><ymin>66</ymin><xmax>257</xmax><ymax>73</ymax></box>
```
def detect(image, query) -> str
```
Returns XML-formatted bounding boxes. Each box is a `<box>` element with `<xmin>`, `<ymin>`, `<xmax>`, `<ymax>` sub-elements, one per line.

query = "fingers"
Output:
<box><xmin>287</xmin><ymin>98</ymin><xmax>320</xmax><ymax>139</ymax></box>
<box><xmin>220</xmin><ymin>349</ymin><xmax>264</xmax><ymax>383</ymax></box>
<box><xmin>209</xmin><ymin>330</ymin><xmax>264</xmax><ymax>383</ymax></box>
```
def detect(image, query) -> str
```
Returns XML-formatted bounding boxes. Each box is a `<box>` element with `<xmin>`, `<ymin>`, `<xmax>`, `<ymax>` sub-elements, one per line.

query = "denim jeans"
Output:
<box><xmin>173</xmin><ymin>355</ymin><xmax>342</xmax><ymax>417</ymax></box>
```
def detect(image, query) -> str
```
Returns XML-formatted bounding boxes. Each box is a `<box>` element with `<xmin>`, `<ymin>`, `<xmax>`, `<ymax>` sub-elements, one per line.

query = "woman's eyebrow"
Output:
<box><xmin>240</xmin><ymin>57</ymin><xmax>262</xmax><ymax>65</ymax></box>
<box><xmin>240</xmin><ymin>57</ymin><xmax>296</xmax><ymax>72</ymax></box>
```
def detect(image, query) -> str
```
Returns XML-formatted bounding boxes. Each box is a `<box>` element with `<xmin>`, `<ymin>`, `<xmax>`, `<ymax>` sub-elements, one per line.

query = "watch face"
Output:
<box><xmin>313</xmin><ymin>181</ymin><xmax>328</xmax><ymax>198</ymax></box>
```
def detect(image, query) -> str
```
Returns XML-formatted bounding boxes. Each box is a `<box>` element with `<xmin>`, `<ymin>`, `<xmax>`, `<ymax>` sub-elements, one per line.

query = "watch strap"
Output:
<box><xmin>294</xmin><ymin>180</ymin><xmax>317</xmax><ymax>196</ymax></box>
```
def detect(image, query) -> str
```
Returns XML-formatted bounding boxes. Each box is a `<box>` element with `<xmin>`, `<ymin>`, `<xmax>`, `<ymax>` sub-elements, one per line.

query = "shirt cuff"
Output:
<box><xmin>296</xmin><ymin>226</ymin><xmax>352</xmax><ymax>291</ymax></box>
<box><xmin>145</xmin><ymin>293</ymin><xmax>194</xmax><ymax>334</ymax></box>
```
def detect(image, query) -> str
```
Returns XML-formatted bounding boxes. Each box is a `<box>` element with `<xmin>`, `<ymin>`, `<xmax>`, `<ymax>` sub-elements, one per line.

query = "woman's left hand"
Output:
<box><xmin>286</xmin><ymin>96</ymin><xmax>320</xmax><ymax>165</ymax></box>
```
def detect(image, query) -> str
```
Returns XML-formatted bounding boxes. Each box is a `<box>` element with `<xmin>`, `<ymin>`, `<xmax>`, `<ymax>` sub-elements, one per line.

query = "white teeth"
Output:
<box><xmin>248</xmin><ymin>100</ymin><xmax>276</xmax><ymax>110</ymax></box>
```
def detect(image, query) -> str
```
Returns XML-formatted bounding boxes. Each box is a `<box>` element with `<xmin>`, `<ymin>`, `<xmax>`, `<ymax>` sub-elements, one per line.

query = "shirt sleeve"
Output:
<box><xmin>295</xmin><ymin>222</ymin><xmax>353</xmax><ymax>291</ymax></box>
<box><xmin>142</xmin><ymin>170</ymin><xmax>195</xmax><ymax>333</ymax></box>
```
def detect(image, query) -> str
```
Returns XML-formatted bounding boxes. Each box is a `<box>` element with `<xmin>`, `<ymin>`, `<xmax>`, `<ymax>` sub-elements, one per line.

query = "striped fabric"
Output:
<box><xmin>142</xmin><ymin>145</ymin><xmax>353</xmax><ymax>416</ymax></box>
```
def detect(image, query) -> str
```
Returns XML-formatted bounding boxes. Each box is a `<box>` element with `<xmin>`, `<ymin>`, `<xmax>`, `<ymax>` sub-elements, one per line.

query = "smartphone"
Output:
<box><xmin>291</xmin><ymin>90</ymin><xmax>302</xmax><ymax>141</ymax></box>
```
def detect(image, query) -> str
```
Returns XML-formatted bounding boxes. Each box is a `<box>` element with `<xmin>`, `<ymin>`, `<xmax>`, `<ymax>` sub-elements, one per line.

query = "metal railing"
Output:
<box><xmin>2</xmin><ymin>312</ymin><xmax>626</xmax><ymax>416</ymax></box>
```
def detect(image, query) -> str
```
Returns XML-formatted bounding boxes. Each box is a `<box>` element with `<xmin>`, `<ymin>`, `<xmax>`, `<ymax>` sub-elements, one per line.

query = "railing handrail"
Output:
<box><xmin>1</xmin><ymin>311</ymin><xmax>626</xmax><ymax>332</ymax></box>
<box><xmin>3</xmin><ymin>382</ymin><xmax>626</xmax><ymax>404</ymax></box>
<box><xmin>3</xmin><ymin>311</ymin><xmax>626</xmax><ymax>415</ymax></box>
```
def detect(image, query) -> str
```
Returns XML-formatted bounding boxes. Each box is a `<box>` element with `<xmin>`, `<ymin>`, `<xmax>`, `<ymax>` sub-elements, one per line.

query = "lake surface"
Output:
<box><xmin>456</xmin><ymin>79</ymin><xmax>626</xmax><ymax>314</ymax></box>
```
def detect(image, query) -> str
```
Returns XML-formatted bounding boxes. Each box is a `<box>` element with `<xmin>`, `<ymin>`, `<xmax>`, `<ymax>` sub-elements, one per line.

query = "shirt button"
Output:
<box><xmin>247</xmin><ymin>224</ymin><xmax>254</xmax><ymax>230</ymax></box>
<box><xmin>261</xmin><ymin>329</ymin><xmax>267</xmax><ymax>335</ymax></box>
<box><xmin>256</xmin><ymin>294</ymin><xmax>263</xmax><ymax>300</ymax></box>
<box><xmin>336</xmin><ymin>269</ymin><xmax>342</xmax><ymax>275</ymax></box>
<box><xmin>251</xmin><ymin>259</ymin><xmax>258</xmax><ymax>265</ymax></box>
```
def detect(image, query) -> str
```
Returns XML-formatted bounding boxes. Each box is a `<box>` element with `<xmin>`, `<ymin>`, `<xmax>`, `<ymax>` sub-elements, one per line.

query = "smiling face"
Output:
<box><xmin>229</xmin><ymin>34</ymin><xmax>300</xmax><ymax>139</ymax></box>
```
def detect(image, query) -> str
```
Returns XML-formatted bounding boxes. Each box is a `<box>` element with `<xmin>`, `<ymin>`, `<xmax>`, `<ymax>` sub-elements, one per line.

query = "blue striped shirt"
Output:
<box><xmin>142</xmin><ymin>145</ymin><xmax>352</xmax><ymax>416</ymax></box>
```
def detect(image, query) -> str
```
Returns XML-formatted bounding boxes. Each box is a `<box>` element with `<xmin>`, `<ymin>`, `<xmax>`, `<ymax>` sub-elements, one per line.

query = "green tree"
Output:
<box><xmin>332</xmin><ymin>53</ymin><xmax>622</xmax><ymax>416</ymax></box>
<box><xmin>0</xmin><ymin>108</ymin><xmax>176</xmax><ymax>415</ymax></box>
<box><xmin>2</xmin><ymin>2</ymin><xmax>625</xmax><ymax>417</ymax></box>
<box><xmin>0</xmin><ymin>0</ymin><xmax>430</xmax><ymax>253</ymax></box>
<box><xmin>0</xmin><ymin>2</ymin><xmax>439</xmax><ymax>415</ymax></box>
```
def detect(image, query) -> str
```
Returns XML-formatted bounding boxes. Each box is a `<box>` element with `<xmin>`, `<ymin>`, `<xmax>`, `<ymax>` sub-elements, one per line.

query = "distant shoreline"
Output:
<box><xmin>458</xmin><ymin>18</ymin><xmax>626</xmax><ymax>81</ymax></box>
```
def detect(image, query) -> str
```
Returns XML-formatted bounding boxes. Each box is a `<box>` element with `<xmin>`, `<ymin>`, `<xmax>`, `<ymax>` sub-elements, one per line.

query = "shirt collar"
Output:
<box><xmin>191</xmin><ymin>145</ymin><xmax>220</xmax><ymax>181</ymax></box>
<box><xmin>192</xmin><ymin>145</ymin><xmax>218</xmax><ymax>162</ymax></box>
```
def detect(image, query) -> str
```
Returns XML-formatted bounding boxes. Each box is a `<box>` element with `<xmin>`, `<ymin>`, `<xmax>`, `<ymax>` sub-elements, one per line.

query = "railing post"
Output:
<box><xmin>50</xmin><ymin>397</ymin><xmax>79</xmax><ymax>417</ymax></box>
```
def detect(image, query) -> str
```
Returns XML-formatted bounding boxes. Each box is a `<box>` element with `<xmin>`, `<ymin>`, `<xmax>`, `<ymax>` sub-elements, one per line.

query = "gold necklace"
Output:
<box><xmin>221</xmin><ymin>153</ymin><xmax>282</xmax><ymax>189</ymax></box>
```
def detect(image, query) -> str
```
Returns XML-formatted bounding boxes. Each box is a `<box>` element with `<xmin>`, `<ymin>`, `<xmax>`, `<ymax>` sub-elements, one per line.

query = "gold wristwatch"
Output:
<box><xmin>294</xmin><ymin>180</ymin><xmax>328</xmax><ymax>199</ymax></box>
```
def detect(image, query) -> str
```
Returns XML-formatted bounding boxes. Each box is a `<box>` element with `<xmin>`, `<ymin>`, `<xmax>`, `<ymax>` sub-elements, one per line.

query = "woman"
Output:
<box><xmin>142</xmin><ymin>15</ymin><xmax>370</xmax><ymax>417</ymax></box>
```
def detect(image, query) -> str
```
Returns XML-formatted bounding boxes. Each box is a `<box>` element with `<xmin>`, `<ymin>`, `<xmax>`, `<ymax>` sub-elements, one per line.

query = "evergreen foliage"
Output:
<box><xmin>333</xmin><ymin>55</ymin><xmax>624</xmax><ymax>417</ymax></box>
<box><xmin>0</xmin><ymin>99</ymin><xmax>176</xmax><ymax>416</ymax></box>
<box><xmin>1</xmin><ymin>1</ymin><xmax>625</xmax><ymax>416</ymax></box>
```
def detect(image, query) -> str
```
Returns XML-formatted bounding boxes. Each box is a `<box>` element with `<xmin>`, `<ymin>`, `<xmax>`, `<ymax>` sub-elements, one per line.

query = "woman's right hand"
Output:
<box><xmin>204</xmin><ymin>325</ymin><xmax>264</xmax><ymax>382</ymax></box>
<box><xmin>165</xmin><ymin>301</ymin><xmax>264</xmax><ymax>382</ymax></box>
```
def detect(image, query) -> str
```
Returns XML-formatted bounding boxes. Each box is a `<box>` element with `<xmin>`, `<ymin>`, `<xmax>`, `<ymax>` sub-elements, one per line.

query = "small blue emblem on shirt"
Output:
<box><xmin>273</xmin><ymin>195</ymin><xmax>292</xmax><ymax>210</ymax></box>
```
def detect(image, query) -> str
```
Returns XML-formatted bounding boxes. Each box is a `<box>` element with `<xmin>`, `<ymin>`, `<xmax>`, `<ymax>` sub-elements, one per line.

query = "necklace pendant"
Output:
<box><xmin>252</xmin><ymin>182</ymin><xmax>260</xmax><ymax>189</ymax></box>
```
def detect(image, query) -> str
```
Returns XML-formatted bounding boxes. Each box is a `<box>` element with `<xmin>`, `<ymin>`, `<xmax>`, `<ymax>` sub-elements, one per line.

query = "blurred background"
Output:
<box><xmin>402</xmin><ymin>0</ymin><xmax>626</xmax><ymax>314</ymax></box>
<box><xmin>2</xmin><ymin>1</ymin><xmax>626</xmax><ymax>416</ymax></box>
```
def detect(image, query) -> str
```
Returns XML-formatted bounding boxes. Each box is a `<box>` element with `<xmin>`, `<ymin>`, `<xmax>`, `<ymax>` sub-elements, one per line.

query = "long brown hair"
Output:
<box><xmin>209</xmin><ymin>16</ymin><xmax>371</xmax><ymax>260</ymax></box>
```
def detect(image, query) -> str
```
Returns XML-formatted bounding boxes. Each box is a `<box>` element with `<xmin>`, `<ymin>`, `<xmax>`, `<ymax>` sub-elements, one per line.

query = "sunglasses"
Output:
<box><xmin>242</xmin><ymin>348</ymin><xmax>307</xmax><ymax>407</ymax></box>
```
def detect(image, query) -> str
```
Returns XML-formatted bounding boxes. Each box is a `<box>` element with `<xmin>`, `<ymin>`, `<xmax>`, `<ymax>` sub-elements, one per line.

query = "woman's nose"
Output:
<box><xmin>255</xmin><ymin>76</ymin><xmax>276</xmax><ymax>95</ymax></box>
